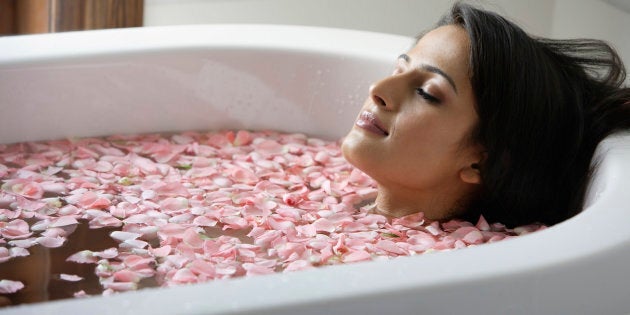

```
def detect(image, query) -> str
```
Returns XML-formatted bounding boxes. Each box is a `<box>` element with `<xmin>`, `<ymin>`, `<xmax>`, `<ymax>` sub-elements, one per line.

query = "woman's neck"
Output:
<box><xmin>374</xmin><ymin>182</ymin><xmax>472</xmax><ymax>220</ymax></box>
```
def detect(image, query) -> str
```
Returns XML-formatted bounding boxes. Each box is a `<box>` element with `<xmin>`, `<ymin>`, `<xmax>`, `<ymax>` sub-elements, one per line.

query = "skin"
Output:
<box><xmin>341</xmin><ymin>25</ymin><xmax>484</xmax><ymax>220</ymax></box>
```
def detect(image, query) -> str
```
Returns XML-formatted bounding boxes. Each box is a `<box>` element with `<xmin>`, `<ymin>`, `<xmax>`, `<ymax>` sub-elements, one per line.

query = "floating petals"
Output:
<box><xmin>1</xmin><ymin>179</ymin><xmax>44</xmax><ymax>199</ymax></box>
<box><xmin>8</xmin><ymin>237</ymin><xmax>37</xmax><ymax>248</ymax></box>
<box><xmin>0</xmin><ymin>247</ymin><xmax>8</xmax><ymax>263</ymax></box>
<box><xmin>51</xmin><ymin>216</ymin><xmax>79</xmax><ymax>227</ymax></box>
<box><xmin>159</xmin><ymin>197</ymin><xmax>189</xmax><ymax>213</ymax></box>
<box><xmin>392</xmin><ymin>212</ymin><xmax>425</xmax><ymax>228</ymax></box>
<box><xmin>284</xmin><ymin>259</ymin><xmax>313</xmax><ymax>272</ymax></box>
<box><xmin>151</xmin><ymin>245</ymin><xmax>172</xmax><ymax>257</ymax></box>
<box><xmin>342</xmin><ymin>250</ymin><xmax>372</xmax><ymax>263</ymax></box>
<box><xmin>9</xmin><ymin>247</ymin><xmax>29</xmax><ymax>258</ymax></box>
<box><xmin>230</xmin><ymin>167</ymin><xmax>258</xmax><ymax>184</ymax></box>
<box><xmin>67</xmin><ymin>250</ymin><xmax>98</xmax><ymax>263</ymax></box>
<box><xmin>60</xmin><ymin>274</ymin><xmax>83</xmax><ymax>282</ymax></box>
<box><xmin>375</xmin><ymin>240</ymin><xmax>407</xmax><ymax>255</ymax></box>
<box><xmin>40</xmin><ymin>181</ymin><xmax>67</xmax><ymax>195</ymax></box>
<box><xmin>192</xmin><ymin>215</ymin><xmax>218</xmax><ymax>227</ymax></box>
<box><xmin>1</xmin><ymin>219</ymin><xmax>32</xmax><ymax>239</ymax></box>
<box><xmin>36</xmin><ymin>235</ymin><xmax>66</xmax><ymax>248</ymax></box>
<box><xmin>221</xmin><ymin>216</ymin><xmax>249</xmax><ymax>230</ymax></box>
<box><xmin>103</xmin><ymin>281</ymin><xmax>137</xmax><ymax>292</ymax></box>
<box><xmin>171</xmin><ymin>268</ymin><xmax>197</xmax><ymax>283</ymax></box>
<box><xmin>110</xmin><ymin>231</ymin><xmax>142</xmax><ymax>242</ymax></box>
<box><xmin>253</xmin><ymin>139</ymin><xmax>283</xmax><ymax>155</ymax></box>
<box><xmin>153</xmin><ymin>182</ymin><xmax>190</xmax><ymax>197</ymax></box>
<box><xmin>182</xmin><ymin>228</ymin><xmax>204</xmax><ymax>248</ymax></box>
<box><xmin>94</xmin><ymin>248</ymin><xmax>118</xmax><ymax>259</ymax></box>
<box><xmin>89</xmin><ymin>215</ymin><xmax>122</xmax><ymax>228</ymax></box>
<box><xmin>215</xmin><ymin>264</ymin><xmax>237</xmax><ymax>276</ymax></box>
<box><xmin>476</xmin><ymin>215</ymin><xmax>490</xmax><ymax>231</ymax></box>
<box><xmin>0</xmin><ymin>129</ymin><xmax>544</xmax><ymax>300</ymax></box>
<box><xmin>295</xmin><ymin>224</ymin><xmax>316</xmax><ymax>237</ymax></box>
<box><xmin>233</xmin><ymin>130</ymin><xmax>252</xmax><ymax>146</ymax></box>
<box><xmin>120</xmin><ymin>239</ymin><xmax>149</xmax><ymax>249</ymax></box>
<box><xmin>0</xmin><ymin>279</ymin><xmax>24</xmax><ymax>294</ymax></box>
<box><xmin>313</xmin><ymin>218</ymin><xmax>336</xmax><ymax>233</ymax></box>
<box><xmin>113</xmin><ymin>270</ymin><xmax>140</xmax><ymax>283</ymax></box>
<box><xmin>242</xmin><ymin>262</ymin><xmax>274</xmax><ymax>276</ymax></box>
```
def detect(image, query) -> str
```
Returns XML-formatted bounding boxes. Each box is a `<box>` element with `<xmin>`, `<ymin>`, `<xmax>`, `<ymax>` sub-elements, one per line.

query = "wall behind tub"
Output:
<box><xmin>143</xmin><ymin>0</ymin><xmax>629</xmax><ymax>84</ymax></box>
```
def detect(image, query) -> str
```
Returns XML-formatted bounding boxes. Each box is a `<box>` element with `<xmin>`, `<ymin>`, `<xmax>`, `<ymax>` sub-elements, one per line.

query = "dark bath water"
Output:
<box><xmin>0</xmin><ymin>222</ymin><xmax>123</xmax><ymax>306</ymax></box>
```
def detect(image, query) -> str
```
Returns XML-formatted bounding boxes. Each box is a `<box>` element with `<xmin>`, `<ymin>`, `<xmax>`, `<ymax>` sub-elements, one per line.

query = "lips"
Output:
<box><xmin>356</xmin><ymin>111</ymin><xmax>389</xmax><ymax>136</ymax></box>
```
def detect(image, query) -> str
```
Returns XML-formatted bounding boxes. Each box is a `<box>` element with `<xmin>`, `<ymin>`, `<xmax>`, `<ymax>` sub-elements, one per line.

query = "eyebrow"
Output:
<box><xmin>398</xmin><ymin>54</ymin><xmax>458</xmax><ymax>94</ymax></box>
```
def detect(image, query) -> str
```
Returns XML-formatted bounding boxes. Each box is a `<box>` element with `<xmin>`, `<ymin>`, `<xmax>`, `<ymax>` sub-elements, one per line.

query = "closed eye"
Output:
<box><xmin>416</xmin><ymin>88</ymin><xmax>441</xmax><ymax>104</ymax></box>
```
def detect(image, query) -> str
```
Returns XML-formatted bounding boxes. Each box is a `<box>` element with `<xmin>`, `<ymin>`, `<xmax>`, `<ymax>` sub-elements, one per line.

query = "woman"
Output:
<box><xmin>342</xmin><ymin>2</ymin><xmax>630</xmax><ymax>227</ymax></box>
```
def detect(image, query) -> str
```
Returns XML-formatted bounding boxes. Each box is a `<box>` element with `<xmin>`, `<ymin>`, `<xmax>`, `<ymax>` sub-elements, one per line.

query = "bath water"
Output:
<box><xmin>0</xmin><ymin>130</ymin><xmax>544</xmax><ymax>307</ymax></box>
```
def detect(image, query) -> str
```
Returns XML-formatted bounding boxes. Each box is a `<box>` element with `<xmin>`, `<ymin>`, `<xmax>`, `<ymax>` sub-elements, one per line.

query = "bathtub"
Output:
<box><xmin>1</xmin><ymin>25</ymin><xmax>629</xmax><ymax>315</ymax></box>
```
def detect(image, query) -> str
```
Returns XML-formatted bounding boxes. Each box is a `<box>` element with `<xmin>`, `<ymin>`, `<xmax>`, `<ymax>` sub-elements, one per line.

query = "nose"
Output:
<box><xmin>369</xmin><ymin>74</ymin><xmax>404</xmax><ymax>111</ymax></box>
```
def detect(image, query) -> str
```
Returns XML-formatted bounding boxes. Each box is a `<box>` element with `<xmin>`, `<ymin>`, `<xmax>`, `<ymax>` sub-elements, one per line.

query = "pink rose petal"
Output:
<box><xmin>113</xmin><ymin>270</ymin><xmax>140</xmax><ymax>283</ymax></box>
<box><xmin>9</xmin><ymin>247</ymin><xmax>29</xmax><ymax>258</ymax></box>
<box><xmin>151</xmin><ymin>245</ymin><xmax>172</xmax><ymax>257</ymax></box>
<box><xmin>60</xmin><ymin>274</ymin><xmax>83</xmax><ymax>282</ymax></box>
<box><xmin>0</xmin><ymin>279</ymin><xmax>24</xmax><ymax>294</ymax></box>
<box><xmin>110</xmin><ymin>231</ymin><xmax>142</xmax><ymax>242</ymax></box>
<box><xmin>295</xmin><ymin>224</ymin><xmax>317</xmax><ymax>237</ymax></box>
<box><xmin>67</xmin><ymin>250</ymin><xmax>98</xmax><ymax>263</ymax></box>
<box><xmin>313</xmin><ymin>218</ymin><xmax>336</xmax><ymax>233</ymax></box>
<box><xmin>242</xmin><ymin>262</ymin><xmax>274</xmax><ymax>276</ymax></box>
<box><xmin>375</xmin><ymin>240</ymin><xmax>407</xmax><ymax>255</ymax></box>
<box><xmin>8</xmin><ymin>237</ymin><xmax>37</xmax><ymax>248</ymax></box>
<box><xmin>0</xmin><ymin>247</ymin><xmax>9</xmax><ymax>263</ymax></box>
<box><xmin>94</xmin><ymin>247</ymin><xmax>118</xmax><ymax>259</ymax></box>
<box><xmin>171</xmin><ymin>268</ymin><xmax>197</xmax><ymax>283</ymax></box>
<box><xmin>233</xmin><ymin>130</ymin><xmax>252</xmax><ymax>146</ymax></box>
<box><xmin>36</xmin><ymin>236</ymin><xmax>66</xmax><ymax>248</ymax></box>
<box><xmin>342</xmin><ymin>250</ymin><xmax>372</xmax><ymax>263</ymax></box>
<box><xmin>284</xmin><ymin>259</ymin><xmax>313</xmax><ymax>272</ymax></box>
<box><xmin>103</xmin><ymin>281</ymin><xmax>137</xmax><ymax>292</ymax></box>
<box><xmin>1</xmin><ymin>219</ymin><xmax>32</xmax><ymax>239</ymax></box>
<box><xmin>2</xmin><ymin>179</ymin><xmax>44</xmax><ymax>199</ymax></box>
<box><xmin>74</xmin><ymin>290</ymin><xmax>88</xmax><ymax>298</ymax></box>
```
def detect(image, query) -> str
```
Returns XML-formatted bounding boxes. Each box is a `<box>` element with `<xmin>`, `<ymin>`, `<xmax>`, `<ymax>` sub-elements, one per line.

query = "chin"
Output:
<box><xmin>340</xmin><ymin>129</ymin><xmax>363</xmax><ymax>169</ymax></box>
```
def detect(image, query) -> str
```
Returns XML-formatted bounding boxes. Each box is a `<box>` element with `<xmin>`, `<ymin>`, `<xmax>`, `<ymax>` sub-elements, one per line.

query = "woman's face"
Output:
<box><xmin>341</xmin><ymin>25</ymin><xmax>481</xmax><ymax>218</ymax></box>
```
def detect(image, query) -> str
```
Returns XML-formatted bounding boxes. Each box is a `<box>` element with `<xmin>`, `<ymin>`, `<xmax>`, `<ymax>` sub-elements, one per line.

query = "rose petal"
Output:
<box><xmin>1</xmin><ymin>219</ymin><xmax>32</xmax><ymax>239</ymax></box>
<box><xmin>67</xmin><ymin>250</ymin><xmax>98</xmax><ymax>263</ymax></box>
<box><xmin>110</xmin><ymin>231</ymin><xmax>141</xmax><ymax>242</ymax></box>
<box><xmin>284</xmin><ymin>260</ymin><xmax>312</xmax><ymax>272</ymax></box>
<box><xmin>0</xmin><ymin>279</ymin><xmax>24</xmax><ymax>294</ymax></box>
<box><xmin>59</xmin><ymin>274</ymin><xmax>83</xmax><ymax>282</ymax></box>
<box><xmin>36</xmin><ymin>236</ymin><xmax>66</xmax><ymax>248</ymax></box>
<box><xmin>342</xmin><ymin>250</ymin><xmax>372</xmax><ymax>263</ymax></box>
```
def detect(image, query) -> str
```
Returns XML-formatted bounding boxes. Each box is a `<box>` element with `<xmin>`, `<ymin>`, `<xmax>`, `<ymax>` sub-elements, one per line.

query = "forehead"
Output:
<box><xmin>408</xmin><ymin>25</ymin><xmax>471</xmax><ymax>83</ymax></box>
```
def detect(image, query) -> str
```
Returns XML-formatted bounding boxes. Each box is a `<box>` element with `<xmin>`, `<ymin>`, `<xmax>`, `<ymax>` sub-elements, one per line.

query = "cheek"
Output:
<box><xmin>390</xmin><ymin>114</ymin><xmax>467</xmax><ymax>174</ymax></box>
<box><xmin>392</xmin><ymin>114</ymin><xmax>443</xmax><ymax>151</ymax></box>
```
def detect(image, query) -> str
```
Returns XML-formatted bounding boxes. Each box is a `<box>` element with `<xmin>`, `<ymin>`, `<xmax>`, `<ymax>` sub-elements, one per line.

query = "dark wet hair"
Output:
<box><xmin>437</xmin><ymin>3</ymin><xmax>630</xmax><ymax>227</ymax></box>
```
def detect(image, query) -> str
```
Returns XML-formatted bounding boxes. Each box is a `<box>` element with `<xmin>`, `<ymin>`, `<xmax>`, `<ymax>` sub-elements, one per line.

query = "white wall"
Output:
<box><xmin>144</xmin><ymin>0</ymin><xmax>629</xmax><ymax>82</ymax></box>
<box><xmin>551</xmin><ymin>0</ymin><xmax>630</xmax><ymax>80</ymax></box>
<box><xmin>143</xmin><ymin>0</ymin><xmax>557</xmax><ymax>36</ymax></box>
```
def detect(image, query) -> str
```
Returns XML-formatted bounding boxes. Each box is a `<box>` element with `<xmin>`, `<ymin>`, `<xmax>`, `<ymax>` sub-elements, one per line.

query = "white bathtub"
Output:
<box><xmin>1</xmin><ymin>25</ymin><xmax>629</xmax><ymax>315</ymax></box>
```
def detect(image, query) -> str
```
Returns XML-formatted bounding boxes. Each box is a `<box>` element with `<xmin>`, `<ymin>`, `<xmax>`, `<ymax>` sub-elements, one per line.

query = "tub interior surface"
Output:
<box><xmin>1</xmin><ymin>49</ymin><xmax>382</xmax><ymax>144</ymax></box>
<box><xmin>1</xmin><ymin>25</ymin><xmax>629</xmax><ymax>315</ymax></box>
<box><xmin>0</xmin><ymin>24</ymin><xmax>413</xmax><ymax>144</ymax></box>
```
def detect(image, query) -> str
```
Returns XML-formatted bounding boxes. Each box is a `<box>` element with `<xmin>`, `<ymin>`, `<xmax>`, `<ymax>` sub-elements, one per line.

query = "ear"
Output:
<box><xmin>459</xmin><ymin>146</ymin><xmax>486</xmax><ymax>185</ymax></box>
<box><xmin>459</xmin><ymin>162</ymin><xmax>481</xmax><ymax>184</ymax></box>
